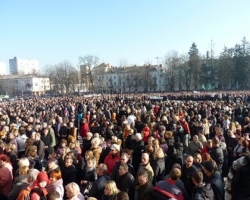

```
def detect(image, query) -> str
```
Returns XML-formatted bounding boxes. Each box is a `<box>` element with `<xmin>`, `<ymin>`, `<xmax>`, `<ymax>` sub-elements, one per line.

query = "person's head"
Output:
<box><xmin>64</xmin><ymin>156</ymin><xmax>73</xmax><ymax>167</ymax></box>
<box><xmin>91</xmin><ymin>137</ymin><xmax>100</xmax><ymax>148</ymax></box>
<box><xmin>212</xmin><ymin>136</ymin><xmax>220</xmax><ymax>147</ymax></box>
<box><xmin>116</xmin><ymin>191</ymin><xmax>129</xmax><ymax>200</ymax></box>
<box><xmin>0</xmin><ymin>155</ymin><xmax>10</xmax><ymax>167</ymax></box>
<box><xmin>192</xmin><ymin>171</ymin><xmax>203</xmax><ymax>186</ymax></box>
<box><xmin>35</xmin><ymin>171</ymin><xmax>50</xmax><ymax>188</ymax></box>
<box><xmin>141</xmin><ymin>153</ymin><xmax>149</xmax><ymax>165</ymax></box>
<box><xmin>185</xmin><ymin>155</ymin><xmax>194</xmax><ymax>168</ymax></box>
<box><xmin>110</xmin><ymin>144</ymin><xmax>120</xmax><ymax>155</ymax></box>
<box><xmin>147</xmin><ymin>136</ymin><xmax>154</xmax><ymax>145</ymax></box>
<box><xmin>104</xmin><ymin>180</ymin><xmax>119</xmax><ymax>196</ymax></box>
<box><xmin>35</xmin><ymin>133</ymin><xmax>41</xmax><ymax>141</ymax></box>
<box><xmin>202</xmin><ymin>153</ymin><xmax>212</xmax><ymax>162</ymax></box>
<box><xmin>202</xmin><ymin>161</ymin><xmax>215</xmax><ymax>176</ymax></box>
<box><xmin>47</xmin><ymin>190</ymin><xmax>61</xmax><ymax>200</ymax></box>
<box><xmin>193</xmin><ymin>153</ymin><xmax>202</xmax><ymax>163</ymax></box>
<box><xmin>165</xmin><ymin>131</ymin><xmax>173</xmax><ymax>138</ymax></box>
<box><xmin>152</xmin><ymin>139</ymin><xmax>160</xmax><ymax>149</ymax></box>
<box><xmin>137</xmin><ymin>170</ymin><xmax>149</xmax><ymax>186</ymax></box>
<box><xmin>86</xmin><ymin>132</ymin><xmax>93</xmax><ymax>140</ymax></box>
<box><xmin>145</xmin><ymin>145</ymin><xmax>154</xmax><ymax>155</ymax></box>
<box><xmin>135</xmin><ymin>133</ymin><xmax>142</xmax><ymax>141</ymax></box>
<box><xmin>169</xmin><ymin>168</ymin><xmax>181</xmax><ymax>181</ymax></box>
<box><xmin>96</xmin><ymin>163</ymin><xmax>107</xmax><ymax>176</ymax></box>
<box><xmin>60</xmin><ymin>139</ymin><xmax>67</xmax><ymax>147</ymax></box>
<box><xmin>153</xmin><ymin>147</ymin><xmax>164</xmax><ymax>160</ymax></box>
<box><xmin>119</xmin><ymin>163</ymin><xmax>128</xmax><ymax>176</ymax></box>
<box><xmin>27</xmin><ymin>169</ymin><xmax>40</xmax><ymax>183</ymax></box>
<box><xmin>84</xmin><ymin>150</ymin><xmax>94</xmax><ymax>161</ymax></box>
<box><xmin>86</xmin><ymin>157</ymin><xmax>96</xmax><ymax>168</ymax></box>
<box><xmin>49</xmin><ymin>169</ymin><xmax>62</xmax><ymax>183</ymax></box>
<box><xmin>193</xmin><ymin>135</ymin><xmax>198</xmax><ymax>143</ymax></box>
<box><xmin>65</xmin><ymin>182</ymin><xmax>80</xmax><ymax>199</ymax></box>
<box><xmin>120</xmin><ymin>153</ymin><xmax>129</xmax><ymax>164</ymax></box>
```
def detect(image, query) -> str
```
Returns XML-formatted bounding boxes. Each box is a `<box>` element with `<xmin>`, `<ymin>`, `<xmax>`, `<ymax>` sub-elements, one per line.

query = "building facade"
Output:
<box><xmin>92</xmin><ymin>63</ymin><xmax>167</xmax><ymax>93</ymax></box>
<box><xmin>9</xmin><ymin>57</ymin><xmax>39</xmax><ymax>75</ymax></box>
<box><xmin>0</xmin><ymin>61</ymin><xmax>7</xmax><ymax>75</ymax></box>
<box><xmin>0</xmin><ymin>74</ymin><xmax>50</xmax><ymax>96</ymax></box>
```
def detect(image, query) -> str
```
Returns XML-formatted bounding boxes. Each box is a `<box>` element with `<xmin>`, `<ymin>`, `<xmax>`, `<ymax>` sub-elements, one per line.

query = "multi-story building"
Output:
<box><xmin>9</xmin><ymin>57</ymin><xmax>39</xmax><ymax>75</ymax></box>
<box><xmin>0</xmin><ymin>61</ymin><xmax>7</xmax><ymax>75</ymax></box>
<box><xmin>92</xmin><ymin>63</ymin><xmax>167</xmax><ymax>93</ymax></box>
<box><xmin>0</xmin><ymin>74</ymin><xmax>50</xmax><ymax>96</ymax></box>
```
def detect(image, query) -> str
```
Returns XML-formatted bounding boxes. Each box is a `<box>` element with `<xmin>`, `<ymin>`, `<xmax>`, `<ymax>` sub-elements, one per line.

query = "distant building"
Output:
<box><xmin>0</xmin><ymin>61</ymin><xmax>7</xmax><ymax>75</ymax></box>
<box><xmin>0</xmin><ymin>74</ymin><xmax>50</xmax><ymax>96</ymax></box>
<box><xmin>92</xmin><ymin>63</ymin><xmax>167</xmax><ymax>93</ymax></box>
<box><xmin>9</xmin><ymin>57</ymin><xmax>39</xmax><ymax>75</ymax></box>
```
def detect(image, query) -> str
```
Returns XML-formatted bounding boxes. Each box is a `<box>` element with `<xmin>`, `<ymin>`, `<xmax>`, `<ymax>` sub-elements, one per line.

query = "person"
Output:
<box><xmin>0</xmin><ymin>155</ymin><xmax>13</xmax><ymax>200</ymax></box>
<box><xmin>8</xmin><ymin>158</ymin><xmax>30</xmax><ymax>200</ymax></box>
<box><xmin>65</xmin><ymin>182</ymin><xmax>85</xmax><ymax>200</ymax></box>
<box><xmin>152</xmin><ymin>147</ymin><xmax>165</xmax><ymax>183</ymax></box>
<box><xmin>79</xmin><ymin>157</ymin><xmax>97</xmax><ymax>198</ymax></box>
<box><xmin>89</xmin><ymin>164</ymin><xmax>111</xmax><ymax>199</ymax></box>
<box><xmin>80</xmin><ymin>118</ymin><xmax>89</xmax><ymax>140</ymax></box>
<box><xmin>116</xmin><ymin>163</ymin><xmax>135</xmax><ymax>200</ymax></box>
<box><xmin>46</xmin><ymin>156</ymin><xmax>60</xmax><ymax>173</ymax></box>
<box><xmin>132</xmin><ymin>133</ymin><xmax>144</xmax><ymax>172</ymax></box>
<box><xmin>104</xmin><ymin>144</ymin><xmax>121</xmax><ymax>175</ymax></box>
<box><xmin>47</xmin><ymin>190</ymin><xmax>61</xmax><ymax>200</ymax></box>
<box><xmin>192</xmin><ymin>171</ymin><xmax>214</xmax><ymax>200</ymax></box>
<box><xmin>181</xmin><ymin>155</ymin><xmax>198</xmax><ymax>198</ymax></box>
<box><xmin>135</xmin><ymin>170</ymin><xmax>153</xmax><ymax>200</ymax></box>
<box><xmin>209</xmin><ymin>137</ymin><xmax>224</xmax><ymax>174</ymax></box>
<box><xmin>102</xmin><ymin>180</ymin><xmax>119</xmax><ymax>200</ymax></box>
<box><xmin>41</xmin><ymin>128</ymin><xmax>53</xmax><ymax>159</ymax></box>
<box><xmin>153</xmin><ymin>168</ymin><xmax>184</xmax><ymax>200</ymax></box>
<box><xmin>61</xmin><ymin>156</ymin><xmax>78</xmax><ymax>188</ymax></box>
<box><xmin>46</xmin><ymin>169</ymin><xmax>64</xmax><ymax>199</ymax></box>
<box><xmin>33</xmin><ymin>133</ymin><xmax>45</xmax><ymax>162</ymax></box>
<box><xmin>91</xmin><ymin>137</ymin><xmax>102</xmax><ymax>166</ymax></box>
<box><xmin>16</xmin><ymin>168</ymin><xmax>40</xmax><ymax>200</ymax></box>
<box><xmin>188</xmin><ymin>135</ymin><xmax>203</xmax><ymax>156</ymax></box>
<box><xmin>115</xmin><ymin>191</ymin><xmax>129</xmax><ymax>200</ymax></box>
<box><xmin>202</xmin><ymin>161</ymin><xmax>225</xmax><ymax>200</ymax></box>
<box><xmin>136</xmin><ymin>153</ymin><xmax>154</xmax><ymax>184</ymax></box>
<box><xmin>111</xmin><ymin>152</ymin><xmax>135</xmax><ymax>181</ymax></box>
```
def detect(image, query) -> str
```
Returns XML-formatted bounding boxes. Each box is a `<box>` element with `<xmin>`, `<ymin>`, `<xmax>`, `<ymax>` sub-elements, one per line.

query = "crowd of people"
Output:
<box><xmin>0</xmin><ymin>91</ymin><xmax>250</xmax><ymax>200</ymax></box>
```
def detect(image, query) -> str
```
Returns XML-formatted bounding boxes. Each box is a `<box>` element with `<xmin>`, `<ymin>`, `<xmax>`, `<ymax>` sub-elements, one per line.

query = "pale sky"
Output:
<box><xmin>1</xmin><ymin>0</ymin><xmax>250</xmax><ymax>73</ymax></box>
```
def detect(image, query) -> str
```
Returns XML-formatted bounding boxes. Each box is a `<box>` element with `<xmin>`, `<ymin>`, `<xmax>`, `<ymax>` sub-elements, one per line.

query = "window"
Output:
<box><xmin>114</xmin><ymin>76</ymin><xmax>116</xmax><ymax>79</ymax></box>
<box><xmin>35</xmin><ymin>82</ymin><xmax>38</xmax><ymax>86</ymax></box>
<box><xmin>114</xmin><ymin>82</ymin><xmax>116</xmax><ymax>86</ymax></box>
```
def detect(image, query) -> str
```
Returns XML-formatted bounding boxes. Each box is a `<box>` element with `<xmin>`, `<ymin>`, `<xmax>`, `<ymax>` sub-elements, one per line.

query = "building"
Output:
<box><xmin>0</xmin><ymin>61</ymin><xmax>7</xmax><ymax>75</ymax></box>
<box><xmin>0</xmin><ymin>74</ymin><xmax>50</xmax><ymax>96</ymax></box>
<box><xmin>9</xmin><ymin>57</ymin><xmax>39</xmax><ymax>75</ymax></box>
<box><xmin>92</xmin><ymin>63</ymin><xmax>167</xmax><ymax>93</ymax></box>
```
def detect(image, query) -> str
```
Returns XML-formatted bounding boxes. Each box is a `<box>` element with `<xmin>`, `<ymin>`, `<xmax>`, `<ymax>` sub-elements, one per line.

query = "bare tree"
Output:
<box><xmin>78</xmin><ymin>55</ymin><xmax>99</xmax><ymax>92</ymax></box>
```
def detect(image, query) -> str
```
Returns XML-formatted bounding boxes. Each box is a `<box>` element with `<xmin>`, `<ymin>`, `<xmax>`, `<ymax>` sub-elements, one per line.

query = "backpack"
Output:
<box><xmin>194</xmin><ymin>183</ymin><xmax>215</xmax><ymax>200</ymax></box>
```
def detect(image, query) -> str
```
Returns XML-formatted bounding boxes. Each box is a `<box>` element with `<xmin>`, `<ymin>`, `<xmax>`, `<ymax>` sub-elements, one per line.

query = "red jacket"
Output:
<box><xmin>142</xmin><ymin>126</ymin><xmax>151</xmax><ymax>143</ymax></box>
<box><xmin>0</xmin><ymin>163</ymin><xmax>13</xmax><ymax>196</ymax></box>
<box><xmin>104</xmin><ymin>153</ymin><xmax>120</xmax><ymax>175</ymax></box>
<box><xmin>181</xmin><ymin>121</ymin><xmax>190</xmax><ymax>134</ymax></box>
<box><xmin>80</xmin><ymin>123</ymin><xmax>89</xmax><ymax>138</ymax></box>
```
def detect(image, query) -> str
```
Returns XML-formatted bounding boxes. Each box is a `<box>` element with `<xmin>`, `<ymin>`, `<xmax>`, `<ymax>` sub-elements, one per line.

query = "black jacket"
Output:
<box><xmin>205</xmin><ymin>172</ymin><xmax>224</xmax><ymax>200</ymax></box>
<box><xmin>89</xmin><ymin>174</ymin><xmax>111</xmax><ymax>199</ymax></box>
<box><xmin>61</xmin><ymin>165</ymin><xmax>78</xmax><ymax>187</ymax></box>
<box><xmin>132</xmin><ymin>140</ymin><xmax>145</xmax><ymax>171</ymax></box>
<box><xmin>209</xmin><ymin>146</ymin><xmax>224</xmax><ymax>173</ymax></box>
<box><xmin>111</xmin><ymin>162</ymin><xmax>135</xmax><ymax>181</ymax></box>
<box><xmin>116</xmin><ymin>172</ymin><xmax>135</xmax><ymax>200</ymax></box>
<box><xmin>125</xmin><ymin>134</ymin><xmax>136</xmax><ymax>150</ymax></box>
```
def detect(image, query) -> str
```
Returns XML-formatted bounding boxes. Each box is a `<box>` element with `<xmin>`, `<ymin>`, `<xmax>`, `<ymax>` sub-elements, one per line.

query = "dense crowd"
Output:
<box><xmin>0</xmin><ymin>91</ymin><xmax>250</xmax><ymax>200</ymax></box>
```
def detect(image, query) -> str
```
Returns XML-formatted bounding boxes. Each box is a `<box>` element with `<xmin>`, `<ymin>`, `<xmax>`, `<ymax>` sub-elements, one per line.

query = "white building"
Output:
<box><xmin>9</xmin><ymin>57</ymin><xmax>39</xmax><ymax>75</ymax></box>
<box><xmin>0</xmin><ymin>74</ymin><xmax>50</xmax><ymax>96</ymax></box>
<box><xmin>0</xmin><ymin>61</ymin><xmax>7</xmax><ymax>75</ymax></box>
<box><xmin>92</xmin><ymin>63</ymin><xmax>167</xmax><ymax>93</ymax></box>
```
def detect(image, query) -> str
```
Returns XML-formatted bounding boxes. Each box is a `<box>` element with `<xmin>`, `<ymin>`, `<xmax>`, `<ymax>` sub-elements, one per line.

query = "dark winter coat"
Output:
<box><xmin>152</xmin><ymin>157</ymin><xmax>165</xmax><ymax>183</ymax></box>
<box><xmin>89</xmin><ymin>174</ymin><xmax>111</xmax><ymax>200</ymax></box>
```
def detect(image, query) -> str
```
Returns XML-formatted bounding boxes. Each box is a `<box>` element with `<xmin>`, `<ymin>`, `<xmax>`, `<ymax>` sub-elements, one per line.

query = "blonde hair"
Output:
<box><xmin>154</xmin><ymin>147</ymin><xmax>165</xmax><ymax>160</ymax></box>
<box><xmin>91</xmin><ymin>137</ymin><xmax>100</xmax><ymax>146</ymax></box>
<box><xmin>65</xmin><ymin>182</ymin><xmax>80</xmax><ymax>196</ymax></box>
<box><xmin>5</xmin><ymin>143</ymin><xmax>16</xmax><ymax>151</ymax></box>
<box><xmin>18</xmin><ymin>157</ymin><xmax>30</xmax><ymax>168</ymax></box>
<box><xmin>104</xmin><ymin>180</ymin><xmax>119</xmax><ymax>196</ymax></box>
